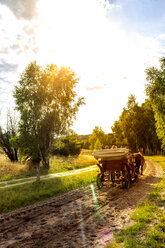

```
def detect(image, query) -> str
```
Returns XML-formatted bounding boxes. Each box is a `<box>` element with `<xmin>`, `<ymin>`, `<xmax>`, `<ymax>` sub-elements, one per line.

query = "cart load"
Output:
<box><xmin>93</xmin><ymin>148</ymin><xmax>129</xmax><ymax>161</ymax></box>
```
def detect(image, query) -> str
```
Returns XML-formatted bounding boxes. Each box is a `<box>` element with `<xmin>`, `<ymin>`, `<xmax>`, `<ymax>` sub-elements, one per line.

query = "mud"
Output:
<box><xmin>0</xmin><ymin>159</ymin><xmax>163</xmax><ymax>248</ymax></box>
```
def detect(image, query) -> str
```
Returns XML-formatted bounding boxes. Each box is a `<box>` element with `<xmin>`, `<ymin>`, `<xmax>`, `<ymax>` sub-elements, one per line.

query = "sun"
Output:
<box><xmin>34</xmin><ymin>0</ymin><xmax>147</xmax><ymax>134</ymax></box>
<box><xmin>35</xmin><ymin>0</ymin><xmax>119</xmax><ymax>68</ymax></box>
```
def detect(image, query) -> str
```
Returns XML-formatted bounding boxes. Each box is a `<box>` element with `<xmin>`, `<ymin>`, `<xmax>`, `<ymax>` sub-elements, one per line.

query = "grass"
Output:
<box><xmin>0</xmin><ymin>169</ymin><xmax>98</xmax><ymax>214</ymax></box>
<box><xmin>0</xmin><ymin>152</ymin><xmax>97</xmax><ymax>181</ymax></box>
<box><xmin>106</xmin><ymin>155</ymin><xmax>165</xmax><ymax>248</ymax></box>
<box><xmin>0</xmin><ymin>178</ymin><xmax>34</xmax><ymax>187</ymax></box>
<box><xmin>131</xmin><ymin>202</ymin><xmax>157</xmax><ymax>223</ymax></box>
<box><xmin>49</xmin><ymin>154</ymin><xmax>97</xmax><ymax>173</ymax></box>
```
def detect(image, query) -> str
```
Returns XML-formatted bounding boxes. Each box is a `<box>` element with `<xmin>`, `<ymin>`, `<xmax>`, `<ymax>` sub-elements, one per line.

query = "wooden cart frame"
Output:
<box><xmin>96</xmin><ymin>153</ymin><xmax>144</xmax><ymax>189</ymax></box>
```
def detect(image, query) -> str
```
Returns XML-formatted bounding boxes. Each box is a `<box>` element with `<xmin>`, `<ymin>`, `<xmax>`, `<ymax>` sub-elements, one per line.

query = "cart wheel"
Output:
<box><xmin>97</xmin><ymin>173</ymin><xmax>103</xmax><ymax>189</ymax></box>
<box><xmin>134</xmin><ymin>170</ymin><xmax>138</xmax><ymax>181</ymax></box>
<box><xmin>134</xmin><ymin>174</ymin><xmax>138</xmax><ymax>182</ymax></box>
<box><xmin>134</xmin><ymin>166</ymin><xmax>139</xmax><ymax>182</ymax></box>
<box><xmin>125</xmin><ymin>178</ymin><xmax>130</xmax><ymax>189</ymax></box>
<box><xmin>121</xmin><ymin>179</ymin><xmax>125</xmax><ymax>189</ymax></box>
<box><xmin>111</xmin><ymin>172</ymin><xmax>115</xmax><ymax>183</ymax></box>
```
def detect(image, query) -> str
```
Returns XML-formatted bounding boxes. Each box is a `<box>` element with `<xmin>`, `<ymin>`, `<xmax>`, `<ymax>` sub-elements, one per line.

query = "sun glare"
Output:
<box><xmin>35</xmin><ymin>0</ymin><xmax>147</xmax><ymax>134</ymax></box>
<box><xmin>36</xmin><ymin>0</ymin><xmax>119</xmax><ymax>68</ymax></box>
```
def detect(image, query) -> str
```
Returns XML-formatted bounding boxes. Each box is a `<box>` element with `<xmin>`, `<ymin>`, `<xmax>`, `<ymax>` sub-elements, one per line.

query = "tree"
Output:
<box><xmin>112</xmin><ymin>95</ymin><xmax>138</xmax><ymax>151</ymax></box>
<box><xmin>136</xmin><ymin>100</ymin><xmax>161</xmax><ymax>153</ymax></box>
<box><xmin>145</xmin><ymin>57</ymin><xmax>165</xmax><ymax>151</ymax></box>
<box><xmin>77</xmin><ymin>134</ymin><xmax>90</xmax><ymax>149</ymax></box>
<box><xmin>13</xmin><ymin>62</ymin><xmax>84</xmax><ymax>180</ymax></box>
<box><xmin>0</xmin><ymin>110</ymin><xmax>18</xmax><ymax>162</ymax></box>
<box><xmin>111</xmin><ymin>95</ymin><xmax>160</xmax><ymax>153</ymax></box>
<box><xmin>51</xmin><ymin>133</ymin><xmax>82</xmax><ymax>156</ymax></box>
<box><xmin>89</xmin><ymin>126</ymin><xmax>106</xmax><ymax>150</ymax></box>
<box><xmin>94</xmin><ymin>139</ymin><xmax>102</xmax><ymax>150</ymax></box>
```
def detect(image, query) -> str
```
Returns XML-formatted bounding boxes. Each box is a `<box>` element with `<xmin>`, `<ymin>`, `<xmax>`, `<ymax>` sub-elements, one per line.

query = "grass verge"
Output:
<box><xmin>0</xmin><ymin>153</ymin><xmax>97</xmax><ymax>181</ymax></box>
<box><xmin>0</xmin><ymin>169</ymin><xmax>98</xmax><ymax>214</ymax></box>
<box><xmin>106</xmin><ymin>156</ymin><xmax>165</xmax><ymax>248</ymax></box>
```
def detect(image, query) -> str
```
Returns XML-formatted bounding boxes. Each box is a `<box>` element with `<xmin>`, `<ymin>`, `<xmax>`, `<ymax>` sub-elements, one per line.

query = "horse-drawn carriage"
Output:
<box><xmin>93</xmin><ymin>148</ymin><xmax>145</xmax><ymax>189</ymax></box>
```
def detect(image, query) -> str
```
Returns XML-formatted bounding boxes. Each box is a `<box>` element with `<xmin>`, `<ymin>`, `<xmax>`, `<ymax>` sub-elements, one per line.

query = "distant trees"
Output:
<box><xmin>51</xmin><ymin>133</ymin><xmax>82</xmax><ymax>156</ymax></box>
<box><xmin>89</xmin><ymin>126</ymin><xmax>106</xmax><ymax>150</ymax></box>
<box><xmin>13</xmin><ymin>62</ymin><xmax>84</xmax><ymax>180</ymax></box>
<box><xmin>145</xmin><ymin>58</ymin><xmax>165</xmax><ymax>152</ymax></box>
<box><xmin>111</xmin><ymin>95</ymin><xmax>160</xmax><ymax>152</ymax></box>
<box><xmin>137</xmin><ymin>100</ymin><xmax>161</xmax><ymax>153</ymax></box>
<box><xmin>112</xmin><ymin>95</ymin><xmax>137</xmax><ymax>149</ymax></box>
<box><xmin>77</xmin><ymin>135</ymin><xmax>90</xmax><ymax>149</ymax></box>
<box><xmin>0</xmin><ymin>111</ymin><xmax>18</xmax><ymax>162</ymax></box>
<box><xmin>88</xmin><ymin>126</ymin><xmax>114</xmax><ymax>150</ymax></box>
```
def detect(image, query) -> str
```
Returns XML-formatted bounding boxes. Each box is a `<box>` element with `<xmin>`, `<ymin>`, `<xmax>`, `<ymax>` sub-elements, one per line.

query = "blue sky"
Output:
<box><xmin>0</xmin><ymin>0</ymin><xmax>165</xmax><ymax>134</ymax></box>
<box><xmin>108</xmin><ymin>0</ymin><xmax>165</xmax><ymax>36</ymax></box>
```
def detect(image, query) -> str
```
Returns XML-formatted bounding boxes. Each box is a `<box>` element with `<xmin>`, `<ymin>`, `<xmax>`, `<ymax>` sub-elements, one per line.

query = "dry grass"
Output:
<box><xmin>0</xmin><ymin>154</ymin><xmax>28</xmax><ymax>180</ymax></box>
<box><xmin>48</xmin><ymin>154</ymin><xmax>97</xmax><ymax>173</ymax></box>
<box><xmin>0</xmin><ymin>153</ymin><xmax>97</xmax><ymax>181</ymax></box>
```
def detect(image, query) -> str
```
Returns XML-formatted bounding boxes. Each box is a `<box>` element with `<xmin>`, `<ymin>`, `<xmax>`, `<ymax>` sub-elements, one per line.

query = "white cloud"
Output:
<box><xmin>0</xmin><ymin>0</ymin><xmax>39</xmax><ymax>20</ymax></box>
<box><xmin>158</xmin><ymin>33</ymin><xmax>165</xmax><ymax>41</ymax></box>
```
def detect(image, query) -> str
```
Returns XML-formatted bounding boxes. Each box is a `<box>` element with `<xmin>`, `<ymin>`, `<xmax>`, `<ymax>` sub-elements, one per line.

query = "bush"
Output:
<box><xmin>51</xmin><ymin>135</ymin><xmax>82</xmax><ymax>156</ymax></box>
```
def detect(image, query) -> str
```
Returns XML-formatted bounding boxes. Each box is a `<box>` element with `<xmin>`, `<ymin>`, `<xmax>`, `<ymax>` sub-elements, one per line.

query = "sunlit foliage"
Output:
<box><xmin>146</xmin><ymin>57</ymin><xmax>165</xmax><ymax>152</ymax></box>
<box><xmin>111</xmin><ymin>95</ymin><xmax>160</xmax><ymax>152</ymax></box>
<box><xmin>13</xmin><ymin>62</ymin><xmax>84</xmax><ymax>179</ymax></box>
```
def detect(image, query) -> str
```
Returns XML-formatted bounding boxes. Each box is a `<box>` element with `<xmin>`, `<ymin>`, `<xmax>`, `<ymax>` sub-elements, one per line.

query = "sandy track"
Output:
<box><xmin>0</xmin><ymin>159</ymin><xmax>163</xmax><ymax>248</ymax></box>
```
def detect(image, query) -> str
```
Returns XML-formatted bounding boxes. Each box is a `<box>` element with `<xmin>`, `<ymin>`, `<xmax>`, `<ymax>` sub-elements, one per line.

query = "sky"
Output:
<box><xmin>0</xmin><ymin>0</ymin><xmax>165</xmax><ymax>134</ymax></box>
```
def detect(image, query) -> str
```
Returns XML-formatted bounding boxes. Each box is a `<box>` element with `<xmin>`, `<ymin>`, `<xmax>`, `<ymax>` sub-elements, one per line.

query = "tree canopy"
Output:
<box><xmin>89</xmin><ymin>126</ymin><xmax>108</xmax><ymax>150</ymax></box>
<box><xmin>145</xmin><ymin>57</ymin><xmax>165</xmax><ymax>151</ymax></box>
<box><xmin>111</xmin><ymin>95</ymin><xmax>160</xmax><ymax>152</ymax></box>
<box><xmin>51</xmin><ymin>132</ymin><xmax>82</xmax><ymax>156</ymax></box>
<box><xmin>13</xmin><ymin>62</ymin><xmax>84</xmax><ymax>171</ymax></box>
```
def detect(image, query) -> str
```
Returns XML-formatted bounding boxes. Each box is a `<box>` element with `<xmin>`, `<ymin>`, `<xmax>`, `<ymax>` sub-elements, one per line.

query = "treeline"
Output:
<box><xmin>79</xmin><ymin>58</ymin><xmax>165</xmax><ymax>154</ymax></box>
<box><xmin>81</xmin><ymin>96</ymin><xmax>161</xmax><ymax>153</ymax></box>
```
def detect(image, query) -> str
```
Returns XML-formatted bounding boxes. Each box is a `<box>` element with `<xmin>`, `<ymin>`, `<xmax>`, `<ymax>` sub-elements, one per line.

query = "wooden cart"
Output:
<box><xmin>95</xmin><ymin>150</ymin><xmax>144</xmax><ymax>189</ymax></box>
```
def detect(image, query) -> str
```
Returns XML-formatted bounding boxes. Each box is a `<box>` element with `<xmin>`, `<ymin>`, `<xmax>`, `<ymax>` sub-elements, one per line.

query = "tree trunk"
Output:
<box><xmin>38</xmin><ymin>144</ymin><xmax>49</xmax><ymax>169</ymax></box>
<box><xmin>6</xmin><ymin>150</ymin><xmax>15</xmax><ymax>162</ymax></box>
<box><xmin>42</xmin><ymin>156</ymin><xmax>49</xmax><ymax>169</ymax></box>
<box><xmin>31</xmin><ymin>157</ymin><xmax>41</xmax><ymax>181</ymax></box>
<box><xmin>14</xmin><ymin>148</ymin><xmax>18</xmax><ymax>162</ymax></box>
<box><xmin>1</xmin><ymin>141</ymin><xmax>18</xmax><ymax>162</ymax></box>
<box><xmin>36</xmin><ymin>163</ymin><xmax>40</xmax><ymax>182</ymax></box>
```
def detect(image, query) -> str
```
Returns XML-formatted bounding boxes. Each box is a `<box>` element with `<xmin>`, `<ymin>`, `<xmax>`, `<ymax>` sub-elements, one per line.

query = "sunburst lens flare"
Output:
<box><xmin>90</xmin><ymin>184</ymin><xmax>99</xmax><ymax>211</ymax></box>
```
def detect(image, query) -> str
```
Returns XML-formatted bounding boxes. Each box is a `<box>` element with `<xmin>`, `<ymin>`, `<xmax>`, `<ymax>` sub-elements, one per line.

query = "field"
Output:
<box><xmin>0</xmin><ymin>151</ymin><xmax>97</xmax><ymax>181</ymax></box>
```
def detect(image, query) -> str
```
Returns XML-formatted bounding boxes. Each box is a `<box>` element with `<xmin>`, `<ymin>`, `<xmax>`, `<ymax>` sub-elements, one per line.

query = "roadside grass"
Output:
<box><xmin>0</xmin><ymin>169</ymin><xmax>98</xmax><ymax>214</ymax></box>
<box><xmin>49</xmin><ymin>154</ymin><xmax>97</xmax><ymax>173</ymax></box>
<box><xmin>0</xmin><ymin>153</ymin><xmax>97</xmax><ymax>181</ymax></box>
<box><xmin>0</xmin><ymin>155</ymin><xmax>29</xmax><ymax>181</ymax></box>
<box><xmin>0</xmin><ymin>178</ymin><xmax>34</xmax><ymax>187</ymax></box>
<box><xmin>106</xmin><ymin>156</ymin><xmax>165</xmax><ymax>248</ymax></box>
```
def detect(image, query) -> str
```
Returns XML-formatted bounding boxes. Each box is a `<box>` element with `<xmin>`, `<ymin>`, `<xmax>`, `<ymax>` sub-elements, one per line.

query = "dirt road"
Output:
<box><xmin>0</xmin><ymin>159</ymin><xmax>163</xmax><ymax>248</ymax></box>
